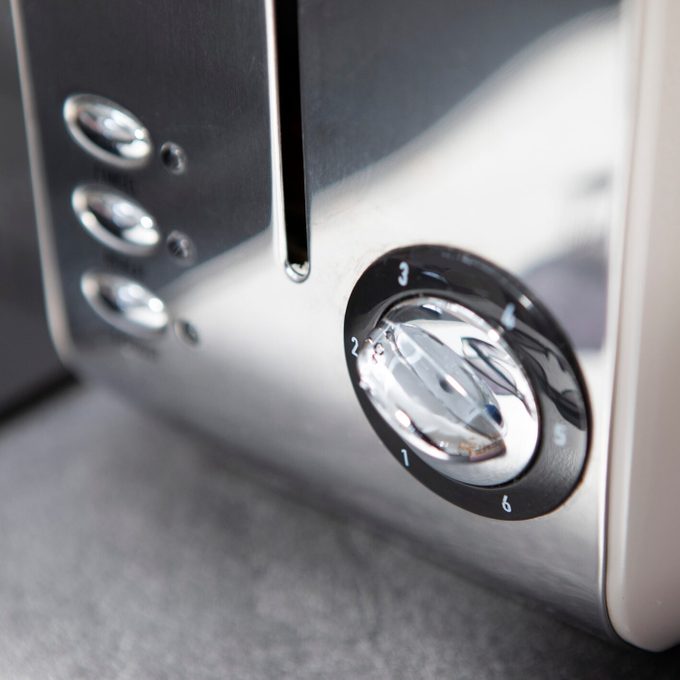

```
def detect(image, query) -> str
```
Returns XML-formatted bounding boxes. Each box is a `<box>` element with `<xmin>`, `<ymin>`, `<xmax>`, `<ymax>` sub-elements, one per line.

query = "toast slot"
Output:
<box><xmin>268</xmin><ymin>0</ymin><xmax>309</xmax><ymax>282</ymax></box>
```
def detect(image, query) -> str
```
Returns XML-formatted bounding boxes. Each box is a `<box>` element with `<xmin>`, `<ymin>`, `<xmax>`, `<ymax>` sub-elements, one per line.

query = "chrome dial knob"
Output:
<box><xmin>356</xmin><ymin>296</ymin><xmax>539</xmax><ymax>487</ymax></box>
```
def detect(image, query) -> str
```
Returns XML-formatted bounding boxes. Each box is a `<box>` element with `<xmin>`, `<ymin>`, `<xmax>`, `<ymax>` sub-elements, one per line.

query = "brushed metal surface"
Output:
<box><xmin>14</xmin><ymin>0</ymin><xmax>627</xmax><ymax>637</ymax></box>
<box><xmin>293</xmin><ymin>0</ymin><xmax>624</xmax><ymax>635</ymax></box>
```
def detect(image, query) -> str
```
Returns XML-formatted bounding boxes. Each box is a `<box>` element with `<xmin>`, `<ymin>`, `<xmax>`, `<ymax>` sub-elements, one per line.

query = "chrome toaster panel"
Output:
<box><xmin>13</xmin><ymin>0</ymin><xmax>627</xmax><ymax>639</ymax></box>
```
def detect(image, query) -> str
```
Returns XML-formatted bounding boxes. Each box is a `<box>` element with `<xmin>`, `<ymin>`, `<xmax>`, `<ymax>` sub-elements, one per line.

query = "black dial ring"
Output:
<box><xmin>344</xmin><ymin>245</ymin><xmax>590</xmax><ymax>520</ymax></box>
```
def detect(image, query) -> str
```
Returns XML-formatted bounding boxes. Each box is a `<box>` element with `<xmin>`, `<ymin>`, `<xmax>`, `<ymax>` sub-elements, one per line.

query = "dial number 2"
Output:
<box><xmin>350</xmin><ymin>336</ymin><xmax>359</xmax><ymax>357</ymax></box>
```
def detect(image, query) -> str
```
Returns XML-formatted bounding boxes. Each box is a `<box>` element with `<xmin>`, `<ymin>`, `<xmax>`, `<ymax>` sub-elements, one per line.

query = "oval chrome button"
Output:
<box><xmin>63</xmin><ymin>94</ymin><xmax>152</xmax><ymax>168</ymax></box>
<box><xmin>81</xmin><ymin>271</ymin><xmax>168</xmax><ymax>337</ymax></box>
<box><xmin>72</xmin><ymin>185</ymin><xmax>160</xmax><ymax>256</ymax></box>
<box><xmin>356</xmin><ymin>296</ymin><xmax>539</xmax><ymax>487</ymax></box>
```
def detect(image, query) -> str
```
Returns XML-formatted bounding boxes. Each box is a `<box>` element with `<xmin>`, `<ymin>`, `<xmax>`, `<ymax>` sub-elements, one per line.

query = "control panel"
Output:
<box><xmin>345</xmin><ymin>246</ymin><xmax>590</xmax><ymax>519</ymax></box>
<box><xmin>14</xmin><ymin>0</ymin><xmax>272</xmax><ymax>356</ymax></box>
<box><xmin>60</xmin><ymin>94</ymin><xmax>170</xmax><ymax>336</ymax></box>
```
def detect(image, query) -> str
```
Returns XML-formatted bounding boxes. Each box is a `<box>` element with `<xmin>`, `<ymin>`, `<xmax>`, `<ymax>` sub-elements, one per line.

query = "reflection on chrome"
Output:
<box><xmin>63</xmin><ymin>93</ymin><xmax>152</xmax><ymax>168</ymax></box>
<box><xmin>81</xmin><ymin>271</ymin><xmax>168</xmax><ymax>338</ymax></box>
<box><xmin>72</xmin><ymin>185</ymin><xmax>160</xmax><ymax>256</ymax></box>
<box><xmin>357</xmin><ymin>297</ymin><xmax>539</xmax><ymax>487</ymax></box>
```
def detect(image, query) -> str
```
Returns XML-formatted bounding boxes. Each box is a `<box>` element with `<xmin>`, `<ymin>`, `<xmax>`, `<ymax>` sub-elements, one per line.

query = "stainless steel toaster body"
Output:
<box><xmin>13</xmin><ymin>0</ymin><xmax>680</xmax><ymax>650</ymax></box>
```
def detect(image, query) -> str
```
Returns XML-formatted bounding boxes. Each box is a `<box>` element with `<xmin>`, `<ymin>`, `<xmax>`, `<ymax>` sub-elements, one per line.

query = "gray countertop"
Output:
<box><xmin>1</xmin><ymin>385</ymin><xmax>679</xmax><ymax>679</ymax></box>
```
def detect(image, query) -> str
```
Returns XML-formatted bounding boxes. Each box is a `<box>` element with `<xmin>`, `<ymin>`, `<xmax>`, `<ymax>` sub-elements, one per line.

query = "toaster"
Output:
<box><xmin>12</xmin><ymin>0</ymin><xmax>680</xmax><ymax>650</ymax></box>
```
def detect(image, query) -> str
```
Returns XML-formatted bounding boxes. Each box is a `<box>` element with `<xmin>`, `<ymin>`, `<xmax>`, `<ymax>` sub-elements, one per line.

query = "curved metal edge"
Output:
<box><xmin>10</xmin><ymin>0</ymin><xmax>76</xmax><ymax>368</ymax></box>
<box><xmin>605</xmin><ymin>0</ymin><xmax>680</xmax><ymax>652</ymax></box>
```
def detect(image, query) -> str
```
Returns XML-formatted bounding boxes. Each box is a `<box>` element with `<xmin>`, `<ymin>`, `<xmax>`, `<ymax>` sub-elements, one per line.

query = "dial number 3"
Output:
<box><xmin>398</xmin><ymin>261</ymin><xmax>409</xmax><ymax>287</ymax></box>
